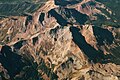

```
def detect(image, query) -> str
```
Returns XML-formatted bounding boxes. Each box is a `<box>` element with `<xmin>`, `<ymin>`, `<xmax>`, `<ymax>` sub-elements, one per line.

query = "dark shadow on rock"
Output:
<box><xmin>54</xmin><ymin>0</ymin><xmax>82</xmax><ymax>6</ymax></box>
<box><xmin>93</xmin><ymin>26</ymin><xmax>114</xmax><ymax>46</ymax></box>
<box><xmin>48</xmin><ymin>9</ymin><xmax>69</xmax><ymax>26</ymax></box>
<box><xmin>32</xmin><ymin>36</ymin><xmax>38</xmax><ymax>45</ymax></box>
<box><xmin>70</xmin><ymin>27</ymin><xmax>105</xmax><ymax>63</ymax></box>
<box><xmin>25</xmin><ymin>15</ymin><xmax>32</xmax><ymax>26</ymax></box>
<box><xmin>38</xmin><ymin>58</ymin><xmax>58</xmax><ymax>80</ymax></box>
<box><xmin>13</xmin><ymin>40</ymin><xmax>27</xmax><ymax>50</ymax></box>
<box><xmin>0</xmin><ymin>45</ymin><xmax>26</xmax><ymax>79</ymax></box>
<box><xmin>0</xmin><ymin>45</ymin><xmax>58</xmax><ymax>80</ymax></box>
<box><xmin>48</xmin><ymin>8</ymin><xmax>88</xmax><ymax>26</ymax></box>
<box><xmin>107</xmin><ymin>46</ymin><xmax>120</xmax><ymax>65</ymax></box>
<box><xmin>65</xmin><ymin>8</ymin><xmax>88</xmax><ymax>25</ymax></box>
<box><xmin>39</xmin><ymin>13</ymin><xmax>45</xmax><ymax>25</ymax></box>
<box><xmin>49</xmin><ymin>26</ymin><xmax>60</xmax><ymax>35</ymax></box>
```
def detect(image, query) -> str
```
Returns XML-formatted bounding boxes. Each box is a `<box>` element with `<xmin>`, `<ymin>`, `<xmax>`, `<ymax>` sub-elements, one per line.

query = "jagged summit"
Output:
<box><xmin>0</xmin><ymin>0</ymin><xmax>120</xmax><ymax>80</ymax></box>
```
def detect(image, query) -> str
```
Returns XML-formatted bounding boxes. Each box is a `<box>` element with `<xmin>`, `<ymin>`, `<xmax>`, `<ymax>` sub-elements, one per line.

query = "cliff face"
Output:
<box><xmin>0</xmin><ymin>0</ymin><xmax>120</xmax><ymax>80</ymax></box>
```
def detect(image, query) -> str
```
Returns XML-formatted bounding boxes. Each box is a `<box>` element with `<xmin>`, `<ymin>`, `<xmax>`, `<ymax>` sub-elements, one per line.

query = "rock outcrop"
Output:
<box><xmin>0</xmin><ymin>0</ymin><xmax>120</xmax><ymax>80</ymax></box>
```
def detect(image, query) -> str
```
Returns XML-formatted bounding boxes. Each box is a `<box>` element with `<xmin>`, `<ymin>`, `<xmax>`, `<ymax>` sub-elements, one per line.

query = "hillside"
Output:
<box><xmin>0</xmin><ymin>0</ymin><xmax>120</xmax><ymax>80</ymax></box>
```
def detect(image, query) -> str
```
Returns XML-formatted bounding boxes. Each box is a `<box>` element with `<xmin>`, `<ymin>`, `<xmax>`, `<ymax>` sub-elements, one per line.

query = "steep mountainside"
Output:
<box><xmin>0</xmin><ymin>0</ymin><xmax>120</xmax><ymax>80</ymax></box>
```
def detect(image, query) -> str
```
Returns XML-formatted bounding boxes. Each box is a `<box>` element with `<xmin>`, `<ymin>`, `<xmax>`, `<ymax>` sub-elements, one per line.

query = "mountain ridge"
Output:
<box><xmin>0</xmin><ymin>0</ymin><xmax>120</xmax><ymax>80</ymax></box>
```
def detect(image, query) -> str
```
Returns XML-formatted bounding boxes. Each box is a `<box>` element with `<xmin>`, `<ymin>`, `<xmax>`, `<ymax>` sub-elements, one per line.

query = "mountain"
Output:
<box><xmin>0</xmin><ymin>0</ymin><xmax>120</xmax><ymax>80</ymax></box>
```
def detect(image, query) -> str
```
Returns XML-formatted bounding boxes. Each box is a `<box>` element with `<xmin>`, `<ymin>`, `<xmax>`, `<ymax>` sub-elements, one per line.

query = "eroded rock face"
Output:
<box><xmin>0</xmin><ymin>0</ymin><xmax>120</xmax><ymax>80</ymax></box>
<box><xmin>0</xmin><ymin>63</ymin><xmax>10</xmax><ymax>80</ymax></box>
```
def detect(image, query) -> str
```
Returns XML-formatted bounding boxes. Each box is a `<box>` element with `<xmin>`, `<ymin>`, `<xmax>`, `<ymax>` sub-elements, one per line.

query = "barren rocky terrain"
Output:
<box><xmin>0</xmin><ymin>0</ymin><xmax>120</xmax><ymax>80</ymax></box>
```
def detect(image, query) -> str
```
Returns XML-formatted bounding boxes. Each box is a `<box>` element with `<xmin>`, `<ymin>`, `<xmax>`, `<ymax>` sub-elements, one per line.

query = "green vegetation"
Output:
<box><xmin>0</xmin><ymin>0</ymin><xmax>47</xmax><ymax>18</ymax></box>
<box><xmin>96</xmin><ymin>0</ymin><xmax>120</xmax><ymax>22</ymax></box>
<box><xmin>0</xmin><ymin>0</ymin><xmax>32</xmax><ymax>3</ymax></box>
<box><xmin>0</xmin><ymin>2</ymin><xmax>40</xmax><ymax>16</ymax></box>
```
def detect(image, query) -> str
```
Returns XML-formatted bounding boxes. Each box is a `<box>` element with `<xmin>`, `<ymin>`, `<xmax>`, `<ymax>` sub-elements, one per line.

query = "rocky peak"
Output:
<box><xmin>0</xmin><ymin>0</ymin><xmax>120</xmax><ymax>80</ymax></box>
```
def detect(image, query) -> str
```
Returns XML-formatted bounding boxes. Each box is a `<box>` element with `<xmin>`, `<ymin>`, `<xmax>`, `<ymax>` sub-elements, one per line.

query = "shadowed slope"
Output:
<box><xmin>93</xmin><ymin>26</ymin><xmax>114</xmax><ymax>46</ymax></box>
<box><xmin>0</xmin><ymin>45</ymin><xmax>25</xmax><ymax>79</ymax></box>
<box><xmin>70</xmin><ymin>27</ymin><xmax>105</xmax><ymax>63</ymax></box>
